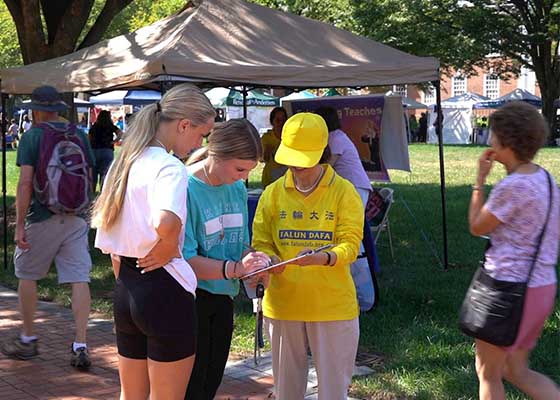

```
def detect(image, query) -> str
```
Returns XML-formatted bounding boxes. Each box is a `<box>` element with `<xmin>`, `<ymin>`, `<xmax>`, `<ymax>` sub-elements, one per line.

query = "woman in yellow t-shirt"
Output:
<box><xmin>260</xmin><ymin>107</ymin><xmax>288</xmax><ymax>188</ymax></box>
<box><xmin>252</xmin><ymin>113</ymin><xmax>363</xmax><ymax>400</ymax></box>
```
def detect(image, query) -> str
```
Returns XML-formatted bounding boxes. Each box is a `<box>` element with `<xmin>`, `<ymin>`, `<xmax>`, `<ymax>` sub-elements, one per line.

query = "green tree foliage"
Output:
<box><xmin>0</xmin><ymin>2</ymin><xmax>22</xmax><ymax>68</ymax></box>
<box><xmin>100</xmin><ymin>0</ymin><xmax>186</xmax><ymax>39</ymax></box>
<box><xmin>251</xmin><ymin>0</ymin><xmax>355</xmax><ymax>31</ymax></box>
<box><xmin>252</xmin><ymin>0</ymin><xmax>560</xmax><ymax>129</ymax></box>
<box><xmin>0</xmin><ymin>0</ymin><xmax>185</xmax><ymax>68</ymax></box>
<box><xmin>352</xmin><ymin>0</ymin><xmax>559</xmax><ymax>129</ymax></box>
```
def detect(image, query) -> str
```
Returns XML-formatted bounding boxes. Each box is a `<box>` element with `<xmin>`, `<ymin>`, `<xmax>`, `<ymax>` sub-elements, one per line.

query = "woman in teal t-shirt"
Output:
<box><xmin>182</xmin><ymin>119</ymin><xmax>270</xmax><ymax>400</ymax></box>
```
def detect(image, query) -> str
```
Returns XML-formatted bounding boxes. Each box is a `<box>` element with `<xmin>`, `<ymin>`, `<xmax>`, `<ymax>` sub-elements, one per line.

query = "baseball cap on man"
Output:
<box><xmin>27</xmin><ymin>86</ymin><xmax>68</xmax><ymax>112</ymax></box>
<box><xmin>275</xmin><ymin>113</ymin><xmax>328</xmax><ymax>168</ymax></box>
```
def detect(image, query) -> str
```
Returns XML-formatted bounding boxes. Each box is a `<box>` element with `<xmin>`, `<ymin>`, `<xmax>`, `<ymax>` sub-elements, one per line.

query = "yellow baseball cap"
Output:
<box><xmin>275</xmin><ymin>113</ymin><xmax>328</xmax><ymax>168</ymax></box>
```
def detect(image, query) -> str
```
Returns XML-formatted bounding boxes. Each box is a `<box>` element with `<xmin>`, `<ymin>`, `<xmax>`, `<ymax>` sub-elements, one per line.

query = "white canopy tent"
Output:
<box><xmin>280</xmin><ymin>91</ymin><xmax>317</xmax><ymax>103</ymax></box>
<box><xmin>204</xmin><ymin>87</ymin><xmax>280</xmax><ymax>132</ymax></box>
<box><xmin>0</xmin><ymin>0</ymin><xmax>451</xmax><ymax>268</ymax></box>
<box><xmin>427</xmin><ymin>93</ymin><xmax>489</xmax><ymax>144</ymax></box>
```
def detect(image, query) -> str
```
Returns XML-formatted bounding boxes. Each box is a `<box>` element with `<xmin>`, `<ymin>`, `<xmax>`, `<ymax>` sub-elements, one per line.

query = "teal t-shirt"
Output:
<box><xmin>182</xmin><ymin>174</ymin><xmax>250</xmax><ymax>296</ymax></box>
<box><xmin>16</xmin><ymin>122</ymin><xmax>95</xmax><ymax>224</ymax></box>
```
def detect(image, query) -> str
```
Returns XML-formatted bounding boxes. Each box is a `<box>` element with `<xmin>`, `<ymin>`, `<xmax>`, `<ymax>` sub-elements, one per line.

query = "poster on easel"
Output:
<box><xmin>285</xmin><ymin>96</ymin><xmax>396</xmax><ymax>182</ymax></box>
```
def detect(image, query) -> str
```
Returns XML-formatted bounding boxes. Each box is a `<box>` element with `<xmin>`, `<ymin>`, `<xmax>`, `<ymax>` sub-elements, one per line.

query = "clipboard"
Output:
<box><xmin>240</xmin><ymin>244</ymin><xmax>334</xmax><ymax>280</ymax></box>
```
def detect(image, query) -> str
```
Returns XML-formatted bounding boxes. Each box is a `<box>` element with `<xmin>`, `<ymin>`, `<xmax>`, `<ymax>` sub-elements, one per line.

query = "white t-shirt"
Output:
<box><xmin>95</xmin><ymin>147</ymin><xmax>197</xmax><ymax>294</ymax></box>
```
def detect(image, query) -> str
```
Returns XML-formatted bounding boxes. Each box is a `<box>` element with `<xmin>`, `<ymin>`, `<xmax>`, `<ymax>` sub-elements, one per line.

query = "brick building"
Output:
<box><xmin>390</xmin><ymin>65</ymin><xmax>540</xmax><ymax>106</ymax></box>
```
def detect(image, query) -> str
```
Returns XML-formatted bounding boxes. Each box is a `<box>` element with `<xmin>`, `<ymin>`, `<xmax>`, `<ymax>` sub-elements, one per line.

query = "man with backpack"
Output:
<box><xmin>1</xmin><ymin>86</ymin><xmax>95</xmax><ymax>370</ymax></box>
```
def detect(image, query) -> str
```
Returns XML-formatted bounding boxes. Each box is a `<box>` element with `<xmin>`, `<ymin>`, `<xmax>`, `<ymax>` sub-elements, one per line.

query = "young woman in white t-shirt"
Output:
<box><xmin>92</xmin><ymin>84</ymin><xmax>216</xmax><ymax>400</ymax></box>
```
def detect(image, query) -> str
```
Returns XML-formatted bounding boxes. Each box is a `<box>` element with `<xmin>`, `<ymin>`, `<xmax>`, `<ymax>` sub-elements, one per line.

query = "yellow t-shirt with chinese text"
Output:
<box><xmin>252</xmin><ymin>165</ymin><xmax>363</xmax><ymax>321</ymax></box>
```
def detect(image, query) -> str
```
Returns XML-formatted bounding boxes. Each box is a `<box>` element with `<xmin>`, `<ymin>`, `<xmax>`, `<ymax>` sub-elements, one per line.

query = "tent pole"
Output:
<box><xmin>433</xmin><ymin>78</ymin><xmax>448</xmax><ymax>270</ymax></box>
<box><xmin>69</xmin><ymin>96</ymin><xmax>76</xmax><ymax>124</ymax></box>
<box><xmin>1</xmin><ymin>83</ymin><xmax>8</xmax><ymax>270</ymax></box>
<box><xmin>242</xmin><ymin>86</ymin><xmax>248</xmax><ymax>119</ymax></box>
<box><xmin>242</xmin><ymin>86</ymin><xmax>249</xmax><ymax>188</ymax></box>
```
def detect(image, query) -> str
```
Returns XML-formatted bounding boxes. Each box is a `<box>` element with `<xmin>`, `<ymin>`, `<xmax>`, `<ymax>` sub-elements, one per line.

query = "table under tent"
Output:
<box><xmin>0</xmin><ymin>0</ymin><xmax>448</xmax><ymax>269</ymax></box>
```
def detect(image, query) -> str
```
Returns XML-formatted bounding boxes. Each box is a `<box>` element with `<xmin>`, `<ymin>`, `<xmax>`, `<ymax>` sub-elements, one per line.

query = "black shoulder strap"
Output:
<box><xmin>526</xmin><ymin>169</ymin><xmax>553</xmax><ymax>282</ymax></box>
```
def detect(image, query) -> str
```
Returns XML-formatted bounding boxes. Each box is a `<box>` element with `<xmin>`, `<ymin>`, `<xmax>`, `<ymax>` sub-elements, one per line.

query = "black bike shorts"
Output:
<box><xmin>113</xmin><ymin>256</ymin><xmax>197</xmax><ymax>362</ymax></box>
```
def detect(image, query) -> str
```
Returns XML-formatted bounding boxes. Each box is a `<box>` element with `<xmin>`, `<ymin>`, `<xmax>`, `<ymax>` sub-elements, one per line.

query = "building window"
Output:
<box><xmin>423</xmin><ymin>84</ymin><xmax>436</xmax><ymax>105</ymax></box>
<box><xmin>452</xmin><ymin>75</ymin><xmax>467</xmax><ymax>97</ymax></box>
<box><xmin>484</xmin><ymin>74</ymin><xmax>500</xmax><ymax>99</ymax></box>
<box><xmin>392</xmin><ymin>84</ymin><xmax>407</xmax><ymax>97</ymax></box>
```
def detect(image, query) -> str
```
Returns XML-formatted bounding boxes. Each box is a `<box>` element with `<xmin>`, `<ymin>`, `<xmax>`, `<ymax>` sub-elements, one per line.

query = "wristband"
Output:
<box><xmin>324</xmin><ymin>251</ymin><xmax>332</xmax><ymax>266</ymax></box>
<box><xmin>471</xmin><ymin>185</ymin><xmax>483</xmax><ymax>191</ymax></box>
<box><xmin>222</xmin><ymin>260</ymin><xmax>229</xmax><ymax>280</ymax></box>
<box><xmin>233</xmin><ymin>261</ymin><xmax>239</xmax><ymax>278</ymax></box>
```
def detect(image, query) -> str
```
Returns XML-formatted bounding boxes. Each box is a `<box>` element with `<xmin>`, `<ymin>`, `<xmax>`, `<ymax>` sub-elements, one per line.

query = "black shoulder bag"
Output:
<box><xmin>459</xmin><ymin>170</ymin><xmax>553</xmax><ymax>346</ymax></box>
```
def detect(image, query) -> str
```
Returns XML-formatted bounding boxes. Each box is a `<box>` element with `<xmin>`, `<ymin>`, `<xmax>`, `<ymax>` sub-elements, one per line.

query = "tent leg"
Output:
<box><xmin>1</xmin><ymin>84</ymin><xmax>8</xmax><ymax>270</ymax></box>
<box><xmin>433</xmin><ymin>79</ymin><xmax>448</xmax><ymax>270</ymax></box>
<box><xmin>242</xmin><ymin>86</ymin><xmax>248</xmax><ymax>119</ymax></box>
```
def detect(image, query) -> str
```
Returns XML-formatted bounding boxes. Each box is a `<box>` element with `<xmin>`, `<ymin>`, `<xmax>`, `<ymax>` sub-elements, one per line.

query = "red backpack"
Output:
<box><xmin>33</xmin><ymin>122</ymin><xmax>92</xmax><ymax>215</ymax></box>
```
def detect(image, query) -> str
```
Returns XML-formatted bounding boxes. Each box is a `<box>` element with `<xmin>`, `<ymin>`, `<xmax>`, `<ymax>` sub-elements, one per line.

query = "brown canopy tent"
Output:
<box><xmin>0</xmin><ymin>0</ymin><xmax>447</xmax><ymax>267</ymax></box>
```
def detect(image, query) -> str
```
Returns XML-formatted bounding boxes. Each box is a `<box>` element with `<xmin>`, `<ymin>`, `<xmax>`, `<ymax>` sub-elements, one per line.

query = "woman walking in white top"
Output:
<box><xmin>92</xmin><ymin>84</ymin><xmax>216</xmax><ymax>400</ymax></box>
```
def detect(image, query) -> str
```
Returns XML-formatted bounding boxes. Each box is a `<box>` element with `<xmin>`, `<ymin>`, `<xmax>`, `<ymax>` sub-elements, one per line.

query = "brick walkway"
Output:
<box><xmin>0</xmin><ymin>285</ymin><xmax>368</xmax><ymax>399</ymax></box>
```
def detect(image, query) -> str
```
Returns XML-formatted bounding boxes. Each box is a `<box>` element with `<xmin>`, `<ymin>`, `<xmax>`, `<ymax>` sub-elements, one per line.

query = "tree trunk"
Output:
<box><xmin>540</xmin><ymin>83</ymin><xmax>559</xmax><ymax>142</ymax></box>
<box><xmin>4</xmin><ymin>0</ymin><xmax>132</xmax><ymax>65</ymax></box>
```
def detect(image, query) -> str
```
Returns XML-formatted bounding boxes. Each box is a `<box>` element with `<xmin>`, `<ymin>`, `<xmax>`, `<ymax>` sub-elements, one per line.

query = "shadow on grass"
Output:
<box><xmin>355</xmin><ymin>182</ymin><xmax>559</xmax><ymax>398</ymax></box>
<box><xmin>1</xmin><ymin>181</ymin><xmax>558</xmax><ymax>399</ymax></box>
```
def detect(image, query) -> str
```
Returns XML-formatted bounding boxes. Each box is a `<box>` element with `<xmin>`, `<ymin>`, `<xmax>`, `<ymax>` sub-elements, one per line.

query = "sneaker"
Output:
<box><xmin>70</xmin><ymin>346</ymin><xmax>91</xmax><ymax>370</ymax></box>
<box><xmin>1</xmin><ymin>337</ymin><xmax>39</xmax><ymax>360</ymax></box>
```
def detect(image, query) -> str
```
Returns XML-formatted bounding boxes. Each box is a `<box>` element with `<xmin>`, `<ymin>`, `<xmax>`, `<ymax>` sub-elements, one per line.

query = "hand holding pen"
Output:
<box><xmin>240</xmin><ymin>245</ymin><xmax>271</xmax><ymax>287</ymax></box>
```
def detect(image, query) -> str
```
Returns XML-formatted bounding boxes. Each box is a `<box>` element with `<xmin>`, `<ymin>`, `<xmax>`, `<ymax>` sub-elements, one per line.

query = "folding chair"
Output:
<box><xmin>371</xmin><ymin>187</ymin><xmax>394</xmax><ymax>260</ymax></box>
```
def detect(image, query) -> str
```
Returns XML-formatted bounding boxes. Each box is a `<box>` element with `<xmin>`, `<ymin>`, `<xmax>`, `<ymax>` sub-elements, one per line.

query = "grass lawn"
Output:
<box><xmin>1</xmin><ymin>144</ymin><xmax>558</xmax><ymax>399</ymax></box>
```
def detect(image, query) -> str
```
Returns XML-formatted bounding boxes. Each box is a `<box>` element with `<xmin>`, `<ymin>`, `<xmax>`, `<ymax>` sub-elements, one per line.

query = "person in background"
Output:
<box><xmin>1</xmin><ymin>85</ymin><xmax>95</xmax><ymax>370</ymax></box>
<box><xmin>408</xmin><ymin>114</ymin><xmax>418</xmax><ymax>142</ymax></box>
<box><xmin>183</xmin><ymin>118</ymin><xmax>270</xmax><ymax>399</ymax></box>
<box><xmin>468</xmin><ymin>102</ymin><xmax>559</xmax><ymax>400</ymax></box>
<box><xmin>115</xmin><ymin>116</ymin><xmax>124</xmax><ymax>131</ymax></box>
<box><xmin>314</xmin><ymin>106</ymin><xmax>373</xmax><ymax>310</ymax></box>
<box><xmin>92</xmin><ymin>84</ymin><xmax>216</xmax><ymax>400</ymax></box>
<box><xmin>22</xmin><ymin>115</ymin><xmax>32</xmax><ymax>132</ymax></box>
<box><xmin>261</xmin><ymin>106</ymin><xmax>288</xmax><ymax>188</ymax></box>
<box><xmin>88</xmin><ymin>110</ymin><xmax>122</xmax><ymax>191</ymax></box>
<box><xmin>418</xmin><ymin>112</ymin><xmax>428</xmax><ymax>143</ymax></box>
<box><xmin>7</xmin><ymin>119</ymin><xmax>19</xmax><ymax>147</ymax></box>
<box><xmin>252</xmin><ymin>113</ymin><xmax>363</xmax><ymax>400</ymax></box>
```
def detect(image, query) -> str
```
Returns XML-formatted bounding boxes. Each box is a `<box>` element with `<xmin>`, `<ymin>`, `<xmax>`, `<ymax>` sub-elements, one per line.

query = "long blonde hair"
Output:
<box><xmin>187</xmin><ymin>118</ymin><xmax>262</xmax><ymax>165</ymax></box>
<box><xmin>91</xmin><ymin>84</ymin><xmax>215</xmax><ymax>229</ymax></box>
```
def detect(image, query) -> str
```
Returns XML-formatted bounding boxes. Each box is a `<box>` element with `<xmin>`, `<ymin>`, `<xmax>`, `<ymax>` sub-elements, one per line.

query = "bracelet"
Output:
<box><xmin>324</xmin><ymin>251</ymin><xmax>332</xmax><ymax>266</ymax></box>
<box><xmin>471</xmin><ymin>185</ymin><xmax>483</xmax><ymax>191</ymax></box>
<box><xmin>233</xmin><ymin>261</ymin><xmax>239</xmax><ymax>278</ymax></box>
<box><xmin>222</xmin><ymin>260</ymin><xmax>229</xmax><ymax>280</ymax></box>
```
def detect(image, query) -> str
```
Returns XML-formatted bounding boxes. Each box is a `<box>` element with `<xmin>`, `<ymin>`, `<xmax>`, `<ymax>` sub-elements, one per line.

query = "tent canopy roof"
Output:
<box><xmin>225</xmin><ymin>89</ymin><xmax>279</xmax><ymax>107</ymax></box>
<box><xmin>0</xmin><ymin>0</ymin><xmax>439</xmax><ymax>94</ymax></box>
<box><xmin>439</xmin><ymin>92</ymin><xmax>489</xmax><ymax>109</ymax></box>
<box><xmin>89</xmin><ymin>90</ymin><xmax>161</xmax><ymax>106</ymax></box>
<box><xmin>473</xmin><ymin>88</ymin><xmax>542</xmax><ymax>109</ymax></box>
<box><xmin>204</xmin><ymin>87</ymin><xmax>279</xmax><ymax>107</ymax></box>
<box><xmin>281</xmin><ymin>90</ymin><xmax>317</xmax><ymax>102</ymax></box>
<box><xmin>21</xmin><ymin>98</ymin><xmax>92</xmax><ymax>108</ymax></box>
